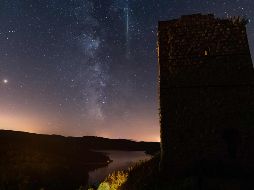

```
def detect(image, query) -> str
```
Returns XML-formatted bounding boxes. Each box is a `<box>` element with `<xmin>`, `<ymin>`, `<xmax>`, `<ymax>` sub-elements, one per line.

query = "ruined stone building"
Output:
<box><xmin>158</xmin><ymin>14</ymin><xmax>254</xmax><ymax>176</ymax></box>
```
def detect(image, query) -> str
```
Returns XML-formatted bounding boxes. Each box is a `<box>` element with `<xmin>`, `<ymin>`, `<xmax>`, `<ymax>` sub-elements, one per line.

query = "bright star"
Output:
<box><xmin>3</xmin><ymin>79</ymin><xmax>8</xmax><ymax>84</ymax></box>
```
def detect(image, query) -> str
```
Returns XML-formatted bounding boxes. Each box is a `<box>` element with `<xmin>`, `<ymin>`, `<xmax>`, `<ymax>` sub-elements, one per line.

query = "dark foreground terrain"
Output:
<box><xmin>0</xmin><ymin>130</ymin><xmax>159</xmax><ymax>190</ymax></box>
<box><xmin>120</xmin><ymin>154</ymin><xmax>254</xmax><ymax>190</ymax></box>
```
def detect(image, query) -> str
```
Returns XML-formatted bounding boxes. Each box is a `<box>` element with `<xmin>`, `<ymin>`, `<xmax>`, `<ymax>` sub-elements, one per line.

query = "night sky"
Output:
<box><xmin>0</xmin><ymin>0</ymin><xmax>253</xmax><ymax>141</ymax></box>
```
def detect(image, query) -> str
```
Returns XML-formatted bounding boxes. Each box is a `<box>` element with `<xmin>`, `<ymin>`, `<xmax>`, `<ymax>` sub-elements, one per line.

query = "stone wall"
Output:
<box><xmin>158</xmin><ymin>14</ymin><xmax>254</xmax><ymax>176</ymax></box>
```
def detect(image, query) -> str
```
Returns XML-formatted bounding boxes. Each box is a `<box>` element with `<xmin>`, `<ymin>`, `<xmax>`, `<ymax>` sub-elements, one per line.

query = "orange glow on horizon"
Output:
<box><xmin>0</xmin><ymin>114</ymin><xmax>45</xmax><ymax>134</ymax></box>
<box><xmin>0</xmin><ymin>109</ymin><xmax>160</xmax><ymax>142</ymax></box>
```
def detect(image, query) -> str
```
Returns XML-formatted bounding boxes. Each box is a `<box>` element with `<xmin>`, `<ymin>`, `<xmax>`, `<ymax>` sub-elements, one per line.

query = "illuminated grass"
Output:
<box><xmin>96</xmin><ymin>153</ymin><xmax>159</xmax><ymax>190</ymax></box>
<box><xmin>97</xmin><ymin>170</ymin><xmax>128</xmax><ymax>190</ymax></box>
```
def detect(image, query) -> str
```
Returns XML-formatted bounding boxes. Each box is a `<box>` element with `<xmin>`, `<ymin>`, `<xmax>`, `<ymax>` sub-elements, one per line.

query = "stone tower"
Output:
<box><xmin>158</xmin><ymin>14</ymin><xmax>254</xmax><ymax>176</ymax></box>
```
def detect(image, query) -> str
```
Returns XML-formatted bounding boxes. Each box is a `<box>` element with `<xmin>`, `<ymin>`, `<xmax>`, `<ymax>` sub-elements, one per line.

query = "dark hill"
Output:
<box><xmin>0</xmin><ymin>130</ymin><xmax>159</xmax><ymax>190</ymax></box>
<box><xmin>0</xmin><ymin>130</ymin><xmax>159</xmax><ymax>154</ymax></box>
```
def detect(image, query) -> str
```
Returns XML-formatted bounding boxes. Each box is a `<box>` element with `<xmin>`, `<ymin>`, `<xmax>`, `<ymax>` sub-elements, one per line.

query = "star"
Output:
<box><xmin>3</xmin><ymin>79</ymin><xmax>8</xmax><ymax>84</ymax></box>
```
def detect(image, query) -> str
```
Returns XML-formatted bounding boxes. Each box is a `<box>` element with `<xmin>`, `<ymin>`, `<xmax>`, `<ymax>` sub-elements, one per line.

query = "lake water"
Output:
<box><xmin>88</xmin><ymin>150</ymin><xmax>152</xmax><ymax>185</ymax></box>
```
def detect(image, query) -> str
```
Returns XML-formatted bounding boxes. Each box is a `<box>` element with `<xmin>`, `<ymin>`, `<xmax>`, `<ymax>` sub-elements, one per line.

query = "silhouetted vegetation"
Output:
<box><xmin>0</xmin><ymin>130</ymin><xmax>159</xmax><ymax>189</ymax></box>
<box><xmin>118</xmin><ymin>154</ymin><xmax>160</xmax><ymax>190</ymax></box>
<box><xmin>119</xmin><ymin>154</ymin><xmax>254</xmax><ymax>190</ymax></box>
<box><xmin>91</xmin><ymin>154</ymin><xmax>159</xmax><ymax>190</ymax></box>
<box><xmin>230</xmin><ymin>16</ymin><xmax>249</xmax><ymax>25</ymax></box>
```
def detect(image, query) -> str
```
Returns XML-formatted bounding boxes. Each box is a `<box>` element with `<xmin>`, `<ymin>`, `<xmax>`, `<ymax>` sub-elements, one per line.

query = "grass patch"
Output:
<box><xmin>95</xmin><ymin>153</ymin><xmax>160</xmax><ymax>190</ymax></box>
<box><xmin>120</xmin><ymin>153</ymin><xmax>161</xmax><ymax>190</ymax></box>
<box><xmin>97</xmin><ymin>171</ymin><xmax>128</xmax><ymax>190</ymax></box>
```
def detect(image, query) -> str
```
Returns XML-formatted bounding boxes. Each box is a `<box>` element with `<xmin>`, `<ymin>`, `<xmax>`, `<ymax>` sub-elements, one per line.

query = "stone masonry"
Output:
<box><xmin>158</xmin><ymin>14</ymin><xmax>254</xmax><ymax>176</ymax></box>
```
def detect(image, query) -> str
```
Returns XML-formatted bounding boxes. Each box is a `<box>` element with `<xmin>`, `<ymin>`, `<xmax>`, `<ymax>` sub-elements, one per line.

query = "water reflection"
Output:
<box><xmin>88</xmin><ymin>151</ymin><xmax>151</xmax><ymax>185</ymax></box>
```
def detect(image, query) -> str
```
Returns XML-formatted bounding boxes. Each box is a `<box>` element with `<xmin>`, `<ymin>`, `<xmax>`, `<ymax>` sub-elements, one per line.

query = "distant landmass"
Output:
<box><xmin>0</xmin><ymin>130</ymin><xmax>159</xmax><ymax>189</ymax></box>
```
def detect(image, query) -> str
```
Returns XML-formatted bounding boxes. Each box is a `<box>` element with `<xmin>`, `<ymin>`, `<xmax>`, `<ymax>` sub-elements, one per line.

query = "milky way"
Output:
<box><xmin>0</xmin><ymin>0</ymin><xmax>253</xmax><ymax>141</ymax></box>
<box><xmin>71</xmin><ymin>1</ymin><xmax>108</xmax><ymax>121</ymax></box>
